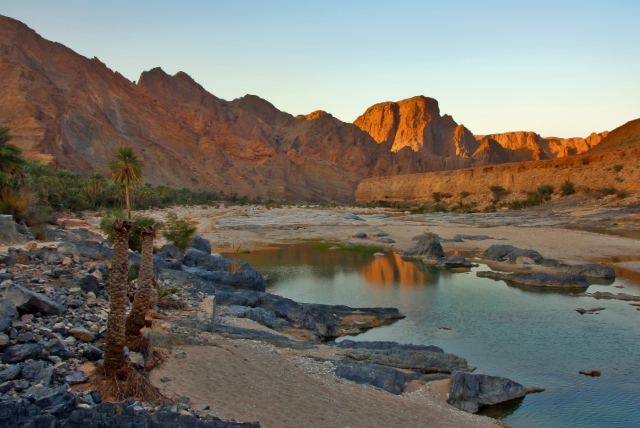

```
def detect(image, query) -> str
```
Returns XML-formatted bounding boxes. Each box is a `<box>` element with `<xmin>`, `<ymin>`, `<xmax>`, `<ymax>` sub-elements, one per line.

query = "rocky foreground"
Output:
<box><xmin>0</xmin><ymin>221</ymin><xmax>545</xmax><ymax>427</ymax></box>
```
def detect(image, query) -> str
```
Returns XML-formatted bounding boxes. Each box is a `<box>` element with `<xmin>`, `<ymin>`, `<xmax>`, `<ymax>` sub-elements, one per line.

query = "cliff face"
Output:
<box><xmin>0</xmin><ymin>15</ymin><xmax>620</xmax><ymax>203</ymax></box>
<box><xmin>0</xmin><ymin>16</ymin><xmax>420</xmax><ymax>203</ymax></box>
<box><xmin>356</xmin><ymin>116</ymin><xmax>640</xmax><ymax>203</ymax></box>
<box><xmin>353</xmin><ymin>96</ymin><xmax>480</xmax><ymax>157</ymax></box>
<box><xmin>473</xmin><ymin>131</ymin><xmax>609</xmax><ymax>163</ymax></box>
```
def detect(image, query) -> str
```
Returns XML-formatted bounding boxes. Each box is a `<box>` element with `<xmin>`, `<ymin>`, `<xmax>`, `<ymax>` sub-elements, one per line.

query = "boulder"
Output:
<box><xmin>477</xmin><ymin>271</ymin><xmax>590</xmax><ymax>288</ymax></box>
<box><xmin>183</xmin><ymin>249</ymin><xmax>266</xmax><ymax>292</ymax></box>
<box><xmin>21</xmin><ymin>361</ymin><xmax>54</xmax><ymax>386</ymax></box>
<box><xmin>447</xmin><ymin>371</ymin><xmax>527</xmax><ymax>413</ymax></box>
<box><xmin>334</xmin><ymin>362</ymin><xmax>421</xmax><ymax>395</ymax></box>
<box><xmin>34</xmin><ymin>247</ymin><xmax>65</xmax><ymax>265</ymax></box>
<box><xmin>83</xmin><ymin>344</ymin><xmax>103</xmax><ymax>361</ymax></box>
<box><xmin>155</xmin><ymin>244</ymin><xmax>184</xmax><ymax>261</ymax></box>
<box><xmin>0</xmin><ymin>297</ymin><xmax>18</xmax><ymax>333</ymax></box>
<box><xmin>2</xmin><ymin>343</ymin><xmax>42</xmax><ymax>363</ymax></box>
<box><xmin>57</xmin><ymin>240</ymin><xmax>113</xmax><ymax>260</ymax></box>
<box><xmin>44</xmin><ymin>339</ymin><xmax>74</xmax><ymax>359</ymax></box>
<box><xmin>352</xmin><ymin>232</ymin><xmax>368</xmax><ymax>239</ymax></box>
<box><xmin>189</xmin><ymin>235</ymin><xmax>212</xmax><ymax>254</ymax></box>
<box><xmin>65</xmin><ymin>371</ymin><xmax>89</xmax><ymax>385</ymax></box>
<box><xmin>34</xmin><ymin>389</ymin><xmax>78</xmax><ymax>418</ymax></box>
<box><xmin>0</xmin><ymin>215</ymin><xmax>27</xmax><ymax>244</ymax></box>
<box><xmin>401</xmin><ymin>234</ymin><xmax>445</xmax><ymax>260</ymax></box>
<box><xmin>377</xmin><ymin>237</ymin><xmax>395</xmax><ymax>244</ymax></box>
<box><xmin>75</xmin><ymin>274</ymin><xmax>101</xmax><ymax>293</ymax></box>
<box><xmin>3</xmin><ymin>284</ymin><xmax>66</xmax><ymax>315</ymax></box>
<box><xmin>482</xmin><ymin>245</ymin><xmax>544</xmax><ymax>264</ymax></box>
<box><xmin>560</xmin><ymin>264</ymin><xmax>616</xmax><ymax>279</ymax></box>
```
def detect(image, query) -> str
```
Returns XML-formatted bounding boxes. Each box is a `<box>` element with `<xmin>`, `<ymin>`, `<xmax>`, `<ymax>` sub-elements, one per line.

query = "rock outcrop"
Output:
<box><xmin>448</xmin><ymin>372</ymin><xmax>527</xmax><ymax>413</ymax></box>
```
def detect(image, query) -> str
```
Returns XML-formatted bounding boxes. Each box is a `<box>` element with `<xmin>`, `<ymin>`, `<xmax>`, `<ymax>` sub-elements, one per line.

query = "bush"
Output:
<box><xmin>162</xmin><ymin>211</ymin><xmax>196</xmax><ymax>252</ymax></box>
<box><xmin>0</xmin><ymin>189</ymin><xmax>28</xmax><ymax>220</ymax></box>
<box><xmin>616</xmin><ymin>189</ymin><xmax>630</xmax><ymax>199</ymax></box>
<box><xmin>489</xmin><ymin>186</ymin><xmax>511</xmax><ymax>202</ymax></box>
<box><xmin>432</xmin><ymin>192</ymin><xmax>442</xmax><ymax>202</ymax></box>
<box><xmin>537</xmin><ymin>185</ymin><xmax>554</xmax><ymax>201</ymax></box>
<box><xmin>598</xmin><ymin>187</ymin><xmax>617</xmax><ymax>196</ymax></box>
<box><xmin>560</xmin><ymin>180</ymin><xmax>575</xmax><ymax>196</ymax></box>
<box><xmin>613</xmin><ymin>164</ymin><xmax>623</xmax><ymax>172</ymax></box>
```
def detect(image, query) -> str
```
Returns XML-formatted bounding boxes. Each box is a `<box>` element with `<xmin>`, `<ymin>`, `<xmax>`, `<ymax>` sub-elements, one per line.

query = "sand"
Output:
<box><xmin>150</xmin><ymin>339</ymin><xmax>498</xmax><ymax>428</ymax></box>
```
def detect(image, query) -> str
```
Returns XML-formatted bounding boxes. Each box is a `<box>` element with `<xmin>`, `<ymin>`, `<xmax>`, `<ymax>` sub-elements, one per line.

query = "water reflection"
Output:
<box><xmin>359</xmin><ymin>253</ymin><xmax>439</xmax><ymax>287</ymax></box>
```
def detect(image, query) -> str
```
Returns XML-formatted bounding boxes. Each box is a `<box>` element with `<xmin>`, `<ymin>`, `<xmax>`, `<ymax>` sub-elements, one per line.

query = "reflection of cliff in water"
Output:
<box><xmin>359</xmin><ymin>253</ymin><xmax>441</xmax><ymax>287</ymax></box>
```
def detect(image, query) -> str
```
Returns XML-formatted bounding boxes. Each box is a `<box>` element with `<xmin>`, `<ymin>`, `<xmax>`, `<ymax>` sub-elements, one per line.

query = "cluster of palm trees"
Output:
<box><xmin>102</xmin><ymin>147</ymin><xmax>160</xmax><ymax>375</ymax></box>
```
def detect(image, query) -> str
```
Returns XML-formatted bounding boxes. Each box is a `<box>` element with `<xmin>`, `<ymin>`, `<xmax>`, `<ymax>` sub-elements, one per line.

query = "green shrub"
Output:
<box><xmin>616</xmin><ymin>189</ymin><xmax>630</xmax><ymax>199</ymax></box>
<box><xmin>489</xmin><ymin>186</ymin><xmax>511</xmax><ymax>202</ymax></box>
<box><xmin>537</xmin><ymin>185</ymin><xmax>554</xmax><ymax>201</ymax></box>
<box><xmin>127</xmin><ymin>263</ymin><xmax>140</xmax><ymax>283</ymax></box>
<box><xmin>162</xmin><ymin>211</ymin><xmax>196</xmax><ymax>252</ymax></box>
<box><xmin>433</xmin><ymin>203</ymin><xmax>448</xmax><ymax>212</ymax></box>
<box><xmin>560</xmin><ymin>180</ymin><xmax>575</xmax><ymax>196</ymax></box>
<box><xmin>432</xmin><ymin>192</ymin><xmax>442</xmax><ymax>202</ymax></box>
<box><xmin>599</xmin><ymin>187</ymin><xmax>617</xmax><ymax>196</ymax></box>
<box><xmin>613</xmin><ymin>164</ymin><xmax>623</xmax><ymax>172</ymax></box>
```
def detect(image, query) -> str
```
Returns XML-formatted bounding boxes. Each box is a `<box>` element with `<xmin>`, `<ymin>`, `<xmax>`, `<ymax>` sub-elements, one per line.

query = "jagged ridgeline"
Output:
<box><xmin>0</xmin><ymin>15</ymin><xmax>622</xmax><ymax>203</ymax></box>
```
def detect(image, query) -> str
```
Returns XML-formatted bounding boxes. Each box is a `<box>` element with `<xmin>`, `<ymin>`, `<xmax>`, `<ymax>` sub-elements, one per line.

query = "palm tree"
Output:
<box><xmin>0</xmin><ymin>127</ymin><xmax>26</xmax><ymax>185</ymax></box>
<box><xmin>104</xmin><ymin>219</ymin><xmax>132</xmax><ymax>374</ymax></box>
<box><xmin>84</xmin><ymin>173</ymin><xmax>108</xmax><ymax>208</ymax></box>
<box><xmin>125</xmin><ymin>225</ymin><xmax>156</xmax><ymax>342</ymax></box>
<box><xmin>108</xmin><ymin>146</ymin><xmax>144</xmax><ymax>219</ymax></box>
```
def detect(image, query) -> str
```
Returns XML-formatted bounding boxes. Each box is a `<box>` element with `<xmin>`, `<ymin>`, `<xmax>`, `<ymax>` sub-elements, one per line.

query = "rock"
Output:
<box><xmin>21</xmin><ymin>361</ymin><xmax>54</xmax><ymax>386</ymax></box>
<box><xmin>526</xmin><ymin>386</ymin><xmax>546</xmax><ymax>394</ymax></box>
<box><xmin>189</xmin><ymin>235</ymin><xmax>212</xmax><ymax>254</ymax></box>
<box><xmin>83</xmin><ymin>344</ymin><xmax>103</xmax><ymax>361</ymax></box>
<box><xmin>438</xmin><ymin>255</ymin><xmax>478</xmax><ymax>268</ymax></box>
<box><xmin>65</xmin><ymin>371</ymin><xmax>89</xmax><ymax>385</ymax></box>
<box><xmin>215</xmin><ymin>290</ymin><xmax>405</xmax><ymax>340</ymax></box>
<box><xmin>0</xmin><ymin>297</ymin><xmax>18</xmax><ymax>333</ymax></box>
<box><xmin>75</xmin><ymin>274</ymin><xmax>100</xmax><ymax>293</ymax></box>
<box><xmin>338</xmin><ymin>347</ymin><xmax>467</xmax><ymax>374</ymax></box>
<box><xmin>576</xmin><ymin>308</ymin><xmax>588</xmax><ymax>314</ymax></box>
<box><xmin>377</xmin><ymin>237</ymin><xmax>395</xmax><ymax>244</ymax></box>
<box><xmin>57</xmin><ymin>239</ymin><xmax>113</xmax><ymax>260</ymax></box>
<box><xmin>182</xmin><ymin>249</ymin><xmax>266</xmax><ymax>292</ymax></box>
<box><xmin>160</xmin><ymin>376</ymin><xmax>172</xmax><ymax>383</ymax></box>
<box><xmin>34</xmin><ymin>247</ymin><xmax>65</xmax><ymax>265</ymax></box>
<box><xmin>336</xmin><ymin>340</ymin><xmax>444</xmax><ymax>353</ymax></box>
<box><xmin>128</xmin><ymin>352</ymin><xmax>145</xmax><ymax>368</ymax></box>
<box><xmin>482</xmin><ymin>245</ymin><xmax>544</xmax><ymax>264</ymax></box>
<box><xmin>352</xmin><ymin>232</ymin><xmax>367</xmax><ymax>239</ymax></box>
<box><xmin>155</xmin><ymin>244</ymin><xmax>184</xmax><ymax>261</ymax></box>
<box><xmin>579</xmin><ymin>370</ymin><xmax>601</xmax><ymax>377</ymax></box>
<box><xmin>34</xmin><ymin>389</ymin><xmax>78</xmax><ymax>417</ymax></box>
<box><xmin>2</xmin><ymin>343</ymin><xmax>42</xmax><ymax>363</ymax></box>
<box><xmin>244</xmin><ymin>307</ymin><xmax>291</xmax><ymax>330</ymax></box>
<box><xmin>3</xmin><ymin>283</ymin><xmax>66</xmax><ymax>315</ymax></box>
<box><xmin>373</xmin><ymin>252</ymin><xmax>385</xmax><ymax>257</ymax></box>
<box><xmin>447</xmin><ymin>371</ymin><xmax>527</xmax><ymax>413</ymax></box>
<box><xmin>0</xmin><ymin>333</ymin><xmax>9</xmax><ymax>347</ymax></box>
<box><xmin>334</xmin><ymin>362</ymin><xmax>421</xmax><ymax>395</ymax></box>
<box><xmin>560</xmin><ymin>263</ymin><xmax>616</xmax><ymax>279</ymax></box>
<box><xmin>69</xmin><ymin>327</ymin><xmax>95</xmax><ymax>342</ymax></box>
<box><xmin>515</xmin><ymin>256</ymin><xmax>536</xmax><ymax>265</ymax></box>
<box><xmin>0</xmin><ymin>364</ymin><xmax>22</xmax><ymax>381</ymax></box>
<box><xmin>401</xmin><ymin>234</ymin><xmax>445</xmax><ymax>260</ymax></box>
<box><xmin>477</xmin><ymin>271</ymin><xmax>590</xmax><ymax>288</ymax></box>
<box><xmin>0</xmin><ymin>215</ymin><xmax>27</xmax><ymax>244</ymax></box>
<box><xmin>45</xmin><ymin>338</ymin><xmax>74</xmax><ymax>359</ymax></box>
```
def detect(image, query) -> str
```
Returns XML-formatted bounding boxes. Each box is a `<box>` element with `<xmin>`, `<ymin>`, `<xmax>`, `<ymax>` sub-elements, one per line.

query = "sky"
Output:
<box><xmin>2</xmin><ymin>0</ymin><xmax>639</xmax><ymax>138</ymax></box>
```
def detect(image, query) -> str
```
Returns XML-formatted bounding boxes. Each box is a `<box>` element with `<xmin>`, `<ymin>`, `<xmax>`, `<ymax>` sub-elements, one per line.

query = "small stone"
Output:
<box><xmin>0</xmin><ymin>333</ymin><xmax>10</xmax><ymax>347</ymax></box>
<box><xmin>45</xmin><ymin>339</ymin><xmax>74</xmax><ymax>359</ymax></box>
<box><xmin>89</xmin><ymin>390</ymin><xmax>102</xmax><ymax>404</ymax></box>
<box><xmin>0</xmin><ymin>364</ymin><xmax>22</xmax><ymax>381</ymax></box>
<box><xmin>65</xmin><ymin>371</ymin><xmax>89</xmax><ymax>385</ymax></box>
<box><xmin>13</xmin><ymin>379</ymin><xmax>30</xmax><ymax>391</ymax></box>
<box><xmin>179</xmin><ymin>410</ymin><xmax>192</xmax><ymax>417</ymax></box>
<box><xmin>69</xmin><ymin>327</ymin><xmax>94</xmax><ymax>342</ymax></box>
<box><xmin>83</xmin><ymin>344</ymin><xmax>103</xmax><ymax>361</ymax></box>
<box><xmin>579</xmin><ymin>370</ymin><xmax>601</xmax><ymax>377</ymax></box>
<box><xmin>128</xmin><ymin>352</ymin><xmax>145</xmax><ymax>368</ymax></box>
<box><xmin>2</xmin><ymin>343</ymin><xmax>42</xmax><ymax>363</ymax></box>
<box><xmin>160</xmin><ymin>377</ymin><xmax>171</xmax><ymax>383</ymax></box>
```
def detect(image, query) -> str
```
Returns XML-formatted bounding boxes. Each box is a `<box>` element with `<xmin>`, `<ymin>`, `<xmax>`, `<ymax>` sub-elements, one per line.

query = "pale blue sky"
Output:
<box><xmin>2</xmin><ymin>0</ymin><xmax>639</xmax><ymax>137</ymax></box>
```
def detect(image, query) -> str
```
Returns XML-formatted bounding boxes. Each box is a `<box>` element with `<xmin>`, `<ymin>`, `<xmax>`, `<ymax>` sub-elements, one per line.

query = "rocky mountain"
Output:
<box><xmin>0</xmin><ymin>15</ymin><xmax>480</xmax><ymax>203</ymax></box>
<box><xmin>354</xmin><ymin>96</ymin><xmax>480</xmax><ymax>157</ymax></box>
<box><xmin>588</xmin><ymin>118</ymin><xmax>640</xmax><ymax>154</ymax></box>
<box><xmin>0</xmin><ymin>15</ymin><xmax>618</xmax><ymax>203</ymax></box>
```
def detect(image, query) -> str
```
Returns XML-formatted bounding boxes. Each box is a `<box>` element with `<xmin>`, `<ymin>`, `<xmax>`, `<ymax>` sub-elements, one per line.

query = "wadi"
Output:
<box><xmin>1</xmin><ymin>11</ymin><xmax>640</xmax><ymax>428</ymax></box>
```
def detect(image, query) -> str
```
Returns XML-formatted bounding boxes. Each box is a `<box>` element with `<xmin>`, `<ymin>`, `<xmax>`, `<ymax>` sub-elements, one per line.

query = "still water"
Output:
<box><xmin>230</xmin><ymin>245</ymin><xmax>640</xmax><ymax>427</ymax></box>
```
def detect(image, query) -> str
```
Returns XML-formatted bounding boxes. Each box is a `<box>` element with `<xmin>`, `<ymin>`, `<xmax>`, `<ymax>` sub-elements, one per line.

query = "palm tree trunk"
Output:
<box><xmin>125</xmin><ymin>184</ymin><xmax>131</xmax><ymax>220</ymax></box>
<box><xmin>104</xmin><ymin>219</ymin><xmax>132</xmax><ymax>374</ymax></box>
<box><xmin>126</xmin><ymin>225</ymin><xmax>155</xmax><ymax>340</ymax></box>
